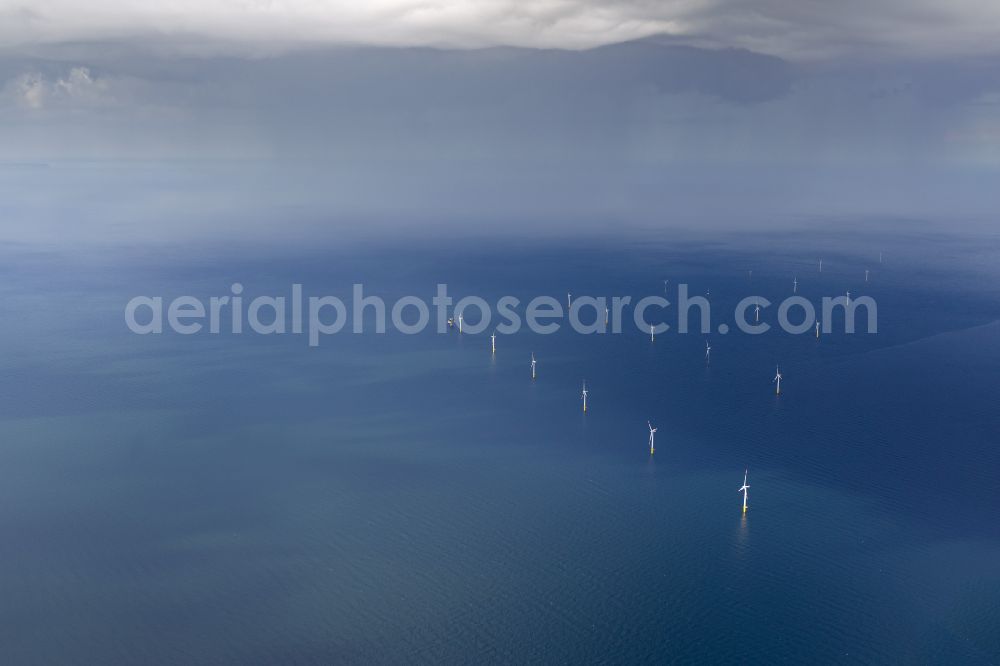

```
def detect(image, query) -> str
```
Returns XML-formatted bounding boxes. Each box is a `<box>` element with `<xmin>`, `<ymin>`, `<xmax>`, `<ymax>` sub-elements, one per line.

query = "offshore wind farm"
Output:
<box><xmin>3</xmin><ymin>227</ymin><xmax>999</xmax><ymax>663</ymax></box>
<box><xmin>3</xmin><ymin>0</ymin><xmax>1000</xmax><ymax>661</ymax></box>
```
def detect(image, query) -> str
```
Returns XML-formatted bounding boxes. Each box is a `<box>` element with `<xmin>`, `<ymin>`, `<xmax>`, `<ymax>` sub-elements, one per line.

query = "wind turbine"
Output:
<box><xmin>705</xmin><ymin>339</ymin><xmax>711</xmax><ymax>364</ymax></box>
<box><xmin>846</xmin><ymin>290</ymin><xmax>851</xmax><ymax>303</ymax></box>
<box><xmin>879</xmin><ymin>251</ymin><xmax>883</xmax><ymax>264</ymax></box>
<box><xmin>773</xmin><ymin>365</ymin><xmax>782</xmax><ymax>395</ymax></box>
<box><xmin>738</xmin><ymin>469</ymin><xmax>750</xmax><ymax>514</ymax></box>
<box><xmin>664</xmin><ymin>279</ymin><xmax>669</xmax><ymax>294</ymax></box>
<box><xmin>793</xmin><ymin>276</ymin><xmax>798</xmax><ymax>293</ymax></box>
<box><xmin>605</xmin><ymin>307</ymin><xmax>609</xmax><ymax>326</ymax></box>
<box><xmin>650</xmin><ymin>323</ymin><xmax>655</xmax><ymax>342</ymax></box>
<box><xmin>567</xmin><ymin>293</ymin><xmax>572</xmax><ymax>309</ymax></box>
<box><xmin>754</xmin><ymin>300</ymin><xmax>761</xmax><ymax>323</ymax></box>
<box><xmin>491</xmin><ymin>331</ymin><xmax>496</xmax><ymax>355</ymax></box>
<box><xmin>865</xmin><ymin>269</ymin><xmax>869</xmax><ymax>282</ymax></box>
<box><xmin>815</xmin><ymin>320</ymin><xmax>821</xmax><ymax>338</ymax></box>
<box><xmin>581</xmin><ymin>381</ymin><xmax>588</xmax><ymax>413</ymax></box>
<box><xmin>531</xmin><ymin>353</ymin><xmax>537</xmax><ymax>380</ymax></box>
<box><xmin>648</xmin><ymin>422</ymin><xmax>657</xmax><ymax>456</ymax></box>
<box><xmin>819</xmin><ymin>259</ymin><xmax>823</xmax><ymax>272</ymax></box>
<box><xmin>458</xmin><ymin>313</ymin><xmax>463</xmax><ymax>334</ymax></box>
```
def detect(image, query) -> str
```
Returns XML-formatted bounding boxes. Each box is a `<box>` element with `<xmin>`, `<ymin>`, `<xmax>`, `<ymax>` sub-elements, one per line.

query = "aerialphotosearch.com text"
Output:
<box><xmin>124</xmin><ymin>283</ymin><xmax>877</xmax><ymax>346</ymax></box>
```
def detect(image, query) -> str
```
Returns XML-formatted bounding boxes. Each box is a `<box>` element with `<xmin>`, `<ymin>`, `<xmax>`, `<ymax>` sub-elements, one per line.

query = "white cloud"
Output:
<box><xmin>1</xmin><ymin>67</ymin><xmax>111</xmax><ymax>109</ymax></box>
<box><xmin>0</xmin><ymin>0</ymin><xmax>998</xmax><ymax>59</ymax></box>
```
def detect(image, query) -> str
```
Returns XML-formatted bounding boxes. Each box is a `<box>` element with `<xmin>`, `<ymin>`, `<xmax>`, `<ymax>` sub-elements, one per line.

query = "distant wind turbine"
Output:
<box><xmin>567</xmin><ymin>292</ymin><xmax>572</xmax><ymax>309</ymax></box>
<box><xmin>879</xmin><ymin>251</ymin><xmax>883</xmax><ymax>264</ymax></box>
<box><xmin>819</xmin><ymin>259</ymin><xmax>823</xmax><ymax>272</ymax></box>
<box><xmin>793</xmin><ymin>276</ymin><xmax>798</xmax><ymax>293</ymax></box>
<box><xmin>458</xmin><ymin>313</ymin><xmax>463</xmax><ymax>334</ymax></box>
<box><xmin>815</xmin><ymin>320</ymin><xmax>820</xmax><ymax>338</ymax></box>
<box><xmin>705</xmin><ymin>339</ymin><xmax>711</xmax><ymax>364</ymax></box>
<box><xmin>738</xmin><ymin>469</ymin><xmax>750</xmax><ymax>514</ymax></box>
<box><xmin>754</xmin><ymin>301</ymin><xmax>761</xmax><ymax>323</ymax></box>
<box><xmin>648</xmin><ymin>421</ymin><xmax>657</xmax><ymax>456</ymax></box>
<box><xmin>491</xmin><ymin>331</ymin><xmax>496</xmax><ymax>355</ymax></box>
<box><xmin>846</xmin><ymin>290</ymin><xmax>851</xmax><ymax>303</ymax></box>
<box><xmin>581</xmin><ymin>381</ymin><xmax>588</xmax><ymax>413</ymax></box>
<box><xmin>773</xmin><ymin>365</ymin><xmax>782</xmax><ymax>395</ymax></box>
<box><xmin>865</xmin><ymin>269</ymin><xmax>869</xmax><ymax>282</ymax></box>
<box><xmin>650</xmin><ymin>323</ymin><xmax>655</xmax><ymax>342</ymax></box>
<box><xmin>531</xmin><ymin>353</ymin><xmax>537</xmax><ymax>380</ymax></box>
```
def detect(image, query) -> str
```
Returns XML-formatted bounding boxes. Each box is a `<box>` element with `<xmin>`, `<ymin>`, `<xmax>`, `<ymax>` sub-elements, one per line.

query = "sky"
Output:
<box><xmin>0</xmin><ymin>1</ymin><xmax>999</xmax><ymax>243</ymax></box>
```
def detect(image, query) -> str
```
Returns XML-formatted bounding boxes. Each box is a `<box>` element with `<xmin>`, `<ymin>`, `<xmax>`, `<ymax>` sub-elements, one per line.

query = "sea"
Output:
<box><xmin>1</xmin><ymin>220</ymin><xmax>999</xmax><ymax>663</ymax></box>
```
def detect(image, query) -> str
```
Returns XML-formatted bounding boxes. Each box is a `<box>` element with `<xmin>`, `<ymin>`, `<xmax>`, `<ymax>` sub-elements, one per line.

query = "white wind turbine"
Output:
<box><xmin>773</xmin><ymin>365</ymin><xmax>782</xmax><ymax>395</ymax></box>
<box><xmin>846</xmin><ymin>290</ymin><xmax>851</xmax><ymax>303</ymax></box>
<box><xmin>567</xmin><ymin>292</ymin><xmax>572</xmax><ymax>309</ymax></box>
<box><xmin>819</xmin><ymin>259</ymin><xmax>823</xmax><ymax>272</ymax></box>
<box><xmin>650</xmin><ymin>324</ymin><xmax>655</xmax><ymax>342</ymax></box>
<box><xmin>754</xmin><ymin>300</ymin><xmax>761</xmax><ymax>323</ymax></box>
<box><xmin>531</xmin><ymin>353</ymin><xmax>537</xmax><ymax>380</ymax></box>
<box><xmin>815</xmin><ymin>320</ymin><xmax>821</xmax><ymax>338</ymax></box>
<box><xmin>491</xmin><ymin>331</ymin><xmax>496</xmax><ymax>355</ymax></box>
<box><xmin>738</xmin><ymin>469</ymin><xmax>750</xmax><ymax>514</ymax></box>
<box><xmin>865</xmin><ymin>269</ymin><xmax>869</xmax><ymax>282</ymax></box>
<box><xmin>705</xmin><ymin>339</ymin><xmax>711</xmax><ymax>364</ymax></box>
<box><xmin>648</xmin><ymin>421</ymin><xmax>657</xmax><ymax>456</ymax></box>
<box><xmin>581</xmin><ymin>381</ymin><xmax>588</xmax><ymax>413</ymax></box>
<box><xmin>793</xmin><ymin>276</ymin><xmax>798</xmax><ymax>293</ymax></box>
<box><xmin>458</xmin><ymin>313</ymin><xmax>463</xmax><ymax>334</ymax></box>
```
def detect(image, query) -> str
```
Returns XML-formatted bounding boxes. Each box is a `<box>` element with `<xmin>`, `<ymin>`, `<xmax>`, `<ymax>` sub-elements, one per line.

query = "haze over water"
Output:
<box><xmin>1</xmin><ymin>223</ymin><xmax>998</xmax><ymax>663</ymax></box>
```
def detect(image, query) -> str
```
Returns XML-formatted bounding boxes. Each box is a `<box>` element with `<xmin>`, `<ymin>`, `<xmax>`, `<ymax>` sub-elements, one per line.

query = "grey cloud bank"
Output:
<box><xmin>1</xmin><ymin>4</ymin><xmax>998</xmax><ymax>245</ymax></box>
<box><xmin>3</xmin><ymin>0</ymin><xmax>1000</xmax><ymax>59</ymax></box>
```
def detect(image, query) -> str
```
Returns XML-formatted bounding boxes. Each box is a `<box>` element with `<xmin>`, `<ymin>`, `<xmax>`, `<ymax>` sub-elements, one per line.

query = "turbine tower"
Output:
<box><xmin>865</xmin><ymin>269</ymin><xmax>869</xmax><ymax>282</ymax></box>
<box><xmin>567</xmin><ymin>293</ymin><xmax>572</xmax><ymax>309</ymax></box>
<box><xmin>819</xmin><ymin>259</ymin><xmax>823</xmax><ymax>272</ymax></box>
<box><xmin>648</xmin><ymin>421</ymin><xmax>657</xmax><ymax>456</ymax></box>
<box><xmin>531</xmin><ymin>353</ymin><xmax>537</xmax><ymax>380</ymax></box>
<box><xmin>738</xmin><ymin>469</ymin><xmax>750</xmax><ymax>514</ymax></box>
<box><xmin>793</xmin><ymin>276</ymin><xmax>798</xmax><ymax>293</ymax></box>
<box><xmin>650</xmin><ymin>324</ymin><xmax>655</xmax><ymax>342</ymax></box>
<box><xmin>581</xmin><ymin>381</ymin><xmax>588</xmax><ymax>413</ymax></box>
<box><xmin>705</xmin><ymin>339</ymin><xmax>711</xmax><ymax>364</ymax></box>
<box><xmin>773</xmin><ymin>365</ymin><xmax>783</xmax><ymax>395</ymax></box>
<box><xmin>815</xmin><ymin>320</ymin><xmax>821</xmax><ymax>338</ymax></box>
<box><xmin>491</xmin><ymin>331</ymin><xmax>496</xmax><ymax>355</ymax></box>
<box><xmin>754</xmin><ymin>301</ymin><xmax>761</xmax><ymax>323</ymax></box>
<box><xmin>458</xmin><ymin>313</ymin><xmax>463</xmax><ymax>334</ymax></box>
